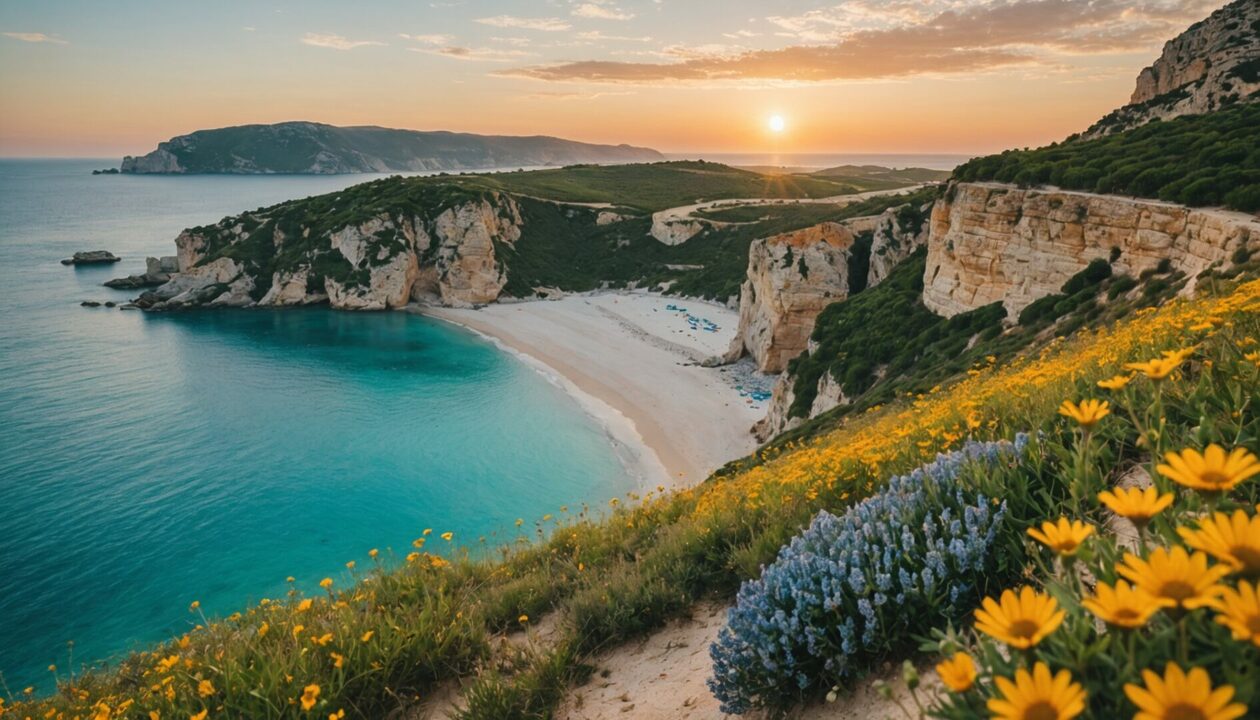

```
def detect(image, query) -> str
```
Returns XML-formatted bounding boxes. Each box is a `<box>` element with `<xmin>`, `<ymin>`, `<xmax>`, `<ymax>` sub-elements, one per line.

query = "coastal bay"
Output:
<box><xmin>422</xmin><ymin>292</ymin><xmax>769</xmax><ymax>489</ymax></box>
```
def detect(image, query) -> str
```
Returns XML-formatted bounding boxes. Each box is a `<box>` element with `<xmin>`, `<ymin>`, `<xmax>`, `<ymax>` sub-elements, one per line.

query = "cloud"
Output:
<box><xmin>3</xmin><ymin>31</ymin><xmax>67</xmax><ymax>44</ymax></box>
<box><xmin>521</xmin><ymin>90</ymin><xmax>638</xmax><ymax>100</ymax></box>
<box><xmin>501</xmin><ymin>0</ymin><xmax>1221</xmax><ymax>85</ymax></box>
<box><xmin>300</xmin><ymin>32</ymin><xmax>384</xmax><ymax>50</ymax></box>
<box><xmin>575</xmin><ymin>30</ymin><xmax>653</xmax><ymax>43</ymax></box>
<box><xmin>242</xmin><ymin>26</ymin><xmax>257</xmax><ymax>32</ymax></box>
<box><xmin>475</xmin><ymin>16</ymin><xmax>571</xmax><ymax>31</ymax></box>
<box><xmin>399</xmin><ymin>33</ymin><xmax>456</xmax><ymax>45</ymax></box>
<box><xmin>411</xmin><ymin>46</ymin><xmax>535</xmax><ymax>62</ymax></box>
<box><xmin>572</xmin><ymin>3</ymin><xmax>635</xmax><ymax>21</ymax></box>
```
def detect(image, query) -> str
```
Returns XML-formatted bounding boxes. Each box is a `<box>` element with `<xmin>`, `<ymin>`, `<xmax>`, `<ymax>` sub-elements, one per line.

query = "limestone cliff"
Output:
<box><xmin>865</xmin><ymin>204</ymin><xmax>929</xmax><ymax>288</ymax></box>
<box><xmin>723</xmin><ymin>223</ymin><xmax>855</xmax><ymax>373</ymax></box>
<box><xmin>1083</xmin><ymin>0</ymin><xmax>1259</xmax><ymax>138</ymax></box>
<box><xmin>922</xmin><ymin>182</ymin><xmax>1260</xmax><ymax>319</ymax></box>
<box><xmin>136</xmin><ymin>189</ymin><xmax>523</xmax><ymax>311</ymax></box>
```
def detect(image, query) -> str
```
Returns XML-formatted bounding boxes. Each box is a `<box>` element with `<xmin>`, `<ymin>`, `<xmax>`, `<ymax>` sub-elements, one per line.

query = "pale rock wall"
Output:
<box><xmin>923</xmin><ymin>182</ymin><xmax>1260</xmax><ymax>318</ymax></box>
<box><xmin>144</xmin><ymin>194</ymin><xmax>524</xmax><ymax>311</ymax></box>
<box><xmin>725</xmin><ymin>222</ymin><xmax>855</xmax><ymax>373</ymax></box>
<box><xmin>865</xmin><ymin>206</ymin><xmax>928</xmax><ymax>288</ymax></box>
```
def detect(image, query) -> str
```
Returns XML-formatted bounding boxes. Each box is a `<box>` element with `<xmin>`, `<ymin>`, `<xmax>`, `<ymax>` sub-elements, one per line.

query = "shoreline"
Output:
<box><xmin>415</xmin><ymin>292</ymin><xmax>767</xmax><ymax>491</ymax></box>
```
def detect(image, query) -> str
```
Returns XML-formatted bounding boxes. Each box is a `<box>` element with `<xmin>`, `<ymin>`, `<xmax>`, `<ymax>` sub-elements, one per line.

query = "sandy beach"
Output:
<box><xmin>418</xmin><ymin>293</ymin><xmax>769</xmax><ymax>490</ymax></box>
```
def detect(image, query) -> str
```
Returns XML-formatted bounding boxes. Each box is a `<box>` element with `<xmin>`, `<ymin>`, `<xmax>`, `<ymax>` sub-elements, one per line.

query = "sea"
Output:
<box><xmin>0</xmin><ymin>159</ymin><xmax>639</xmax><ymax>691</ymax></box>
<box><xmin>667</xmin><ymin>152</ymin><xmax>971</xmax><ymax>171</ymax></box>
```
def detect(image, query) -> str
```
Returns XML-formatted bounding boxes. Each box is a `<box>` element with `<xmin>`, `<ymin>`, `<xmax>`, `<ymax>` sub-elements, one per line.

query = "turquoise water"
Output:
<box><xmin>0</xmin><ymin>159</ymin><xmax>634</xmax><ymax>691</ymax></box>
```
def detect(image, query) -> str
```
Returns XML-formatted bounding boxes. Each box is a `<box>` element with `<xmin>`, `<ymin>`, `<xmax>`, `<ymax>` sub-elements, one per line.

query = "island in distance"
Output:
<box><xmin>115</xmin><ymin>121</ymin><xmax>664</xmax><ymax>175</ymax></box>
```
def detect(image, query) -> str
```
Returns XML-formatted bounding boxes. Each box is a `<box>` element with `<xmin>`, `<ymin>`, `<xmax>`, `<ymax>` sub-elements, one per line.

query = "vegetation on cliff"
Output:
<box><xmin>954</xmin><ymin>103</ymin><xmax>1260</xmax><ymax>211</ymax></box>
<box><xmin>778</xmin><ymin>250</ymin><xmax>1207</xmax><ymax>444</ymax></box>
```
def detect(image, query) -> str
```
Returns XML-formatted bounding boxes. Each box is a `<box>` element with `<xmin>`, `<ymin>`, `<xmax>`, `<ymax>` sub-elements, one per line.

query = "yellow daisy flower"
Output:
<box><xmin>1157</xmin><ymin>445</ymin><xmax>1260</xmax><ymax>493</ymax></box>
<box><xmin>1097</xmin><ymin>486</ymin><xmax>1174</xmax><ymax>526</ymax></box>
<box><xmin>300</xmin><ymin>684</ymin><xmax>321</xmax><ymax>711</ymax></box>
<box><xmin>988</xmin><ymin>662</ymin><xmax>1086</xmax><ymax>720</ymax></box>
<box><xmin>1178</xmin><ymin>510</ymin><xmax>1260</xmax><ymax>576</ymax></box>
<box><xmin>1116</xmin><ymin>546</ymin><xmax>1231</xmax><ymax>610</ymax></box>
<box><xmin>935</xmin><ymin>652</ymin><xmax>976</xmax><ymax>693</ymax></box>
<box><xmin>1124</xmin><ymin>356</ymin><xmax>1181</xmax><ymax>380</ymax></box>
<box><xmin>1027</xmin><ymin>518</ymin><xmax>1094</xmax><ymax>556</ymax></box>
<box><xmin>1123</xmin><ymin>663</ymin><xmax>1245</xmax><ymax>720</ymax></box>
<box><xmin>974</xmin><ymin>587</ymin><xmax>1065</xmax><ymax>649</ymax></box>
<box><xmin>1081</xmin><ymin>580</ymin><xmax>1173</xmax><ymax>629</ymax></box>
<box><xmin>1057</xmin><ymin>399</ymin><xmax>1110</xmax><ymax>428</ymax></box>
<box><xmin>1213</xmin><ymin>581</ymin><xmax>1260</xmax><ymax>647</ymax></box>
<box><xmin>1096</xmin><ymin>374</ymin><xmax>1134</xmax><ymax>391</ymax></box>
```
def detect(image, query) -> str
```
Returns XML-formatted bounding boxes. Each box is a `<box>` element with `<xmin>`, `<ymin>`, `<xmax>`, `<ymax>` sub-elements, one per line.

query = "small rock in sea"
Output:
<box><xmin>104</xmin><ymin>301</ymin><xmax>117</xmax><ymax>307</ymax></box>
<box><xmin>62</xmin><ymin>250</ymin><xmax>121</xmax><ymax>266</ymax></box>
<box><xmin>81</xmin><ymin>301</ymin><xmax>102</xmax><ymax>307</ymax></box>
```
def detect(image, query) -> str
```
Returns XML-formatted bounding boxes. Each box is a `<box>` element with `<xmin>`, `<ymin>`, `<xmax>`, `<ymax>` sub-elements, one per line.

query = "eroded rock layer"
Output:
<box><xmin>923</xmin><ymin>182</ymin><xmax>1259</xmax><ymax>318</ymax></box>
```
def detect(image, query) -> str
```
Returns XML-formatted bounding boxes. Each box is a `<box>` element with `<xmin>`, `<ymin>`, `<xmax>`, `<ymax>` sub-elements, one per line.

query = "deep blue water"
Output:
<box><xmin>0</xmin><ymin>159</ymin><xmax>633</xmax><ymax>691</ymax></box>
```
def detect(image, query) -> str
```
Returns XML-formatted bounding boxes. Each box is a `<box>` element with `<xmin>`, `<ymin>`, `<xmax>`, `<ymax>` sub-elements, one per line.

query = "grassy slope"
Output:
<box><xmin>953</xmin><ymin>102</ymin><xmax>1260</xmax><ymax>211</ymax></box>
<box><xmin>434</xmin><ymin>161</ymin><xmax>863</xmax><ymax>213</ymax></box>
<box><xmin>501</xmin><ymin>189</ymin><xmax>934</xmax><ymax>301</ymax></box>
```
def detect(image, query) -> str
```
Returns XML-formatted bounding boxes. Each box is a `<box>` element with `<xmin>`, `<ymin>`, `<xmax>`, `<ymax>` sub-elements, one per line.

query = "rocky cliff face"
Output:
<box><xmin>723</xmin><ymin>222</ymin><xmax>856</xmax><ymax>373</ymax></box>
<box><xmin>923</xmin><ymin>182</ymin><xmax>1260</xmax><ymax>319</ymax></box>
<box><xmin>1083</xmin><ymin>0</ymin><xmax>1259</xmax><ymax>138</ymax></box>
<box><xmin>865</xmin><ymin>205</ymin><xmax>928</xmax><ymax>288</ymax></box>
<box><xmin>137</xmin><ymin>192</ymin><xmax>523</xmax><ymax>311</ymax></box>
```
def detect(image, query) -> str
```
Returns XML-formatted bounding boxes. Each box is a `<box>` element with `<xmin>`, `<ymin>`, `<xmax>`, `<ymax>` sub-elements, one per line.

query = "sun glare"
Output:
<box><xmin>768</xmin><ymin>115</ymin><xmax>786</xmax><ymax>133</ymax></box>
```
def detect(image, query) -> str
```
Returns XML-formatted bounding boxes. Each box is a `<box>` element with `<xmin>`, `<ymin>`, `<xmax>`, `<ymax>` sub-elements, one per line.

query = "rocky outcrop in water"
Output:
<box><xmin>136</xmin><ymin>188</ymin><xmax>524</xmax><ymax>311</ymax></box>
<box><xmin>723</xmin><ymin>222</ymin><xmax>856</xmax><ymax>373</ymax></box>
<box><xmin>1083</xmin><ymin>0</ymin><xmax>1259</xmax><ymax>138</ymax></box>
<box><xmin>61</xmin><ymin>251</ymin><xmax>120</xmax><ymax>266</ymax></box>
<box><xmin>922</xmin><ymin>182</ymin><xmax>1260</xmax><ymax>319</ymax></box>
<box><xmin>105</xmin><ymin>256</ymin><xmax>179</xmax><ymax>288</ymax></box>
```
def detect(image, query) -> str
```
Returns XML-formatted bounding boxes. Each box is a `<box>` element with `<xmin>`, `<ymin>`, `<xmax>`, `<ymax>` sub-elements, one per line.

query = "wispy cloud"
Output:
<box><xmin>575</xmin><ymin>30</ymin><xmax>653</xmax><ymax>43</ymax></box>
<box><xmin>572</xmin><ymin>2</ymin><xmax>635</xmax><ymax>21</ymax></box>
<box><xmin>410</xmin><ymin>46</ymin><xmax>535</xmax><ymax>62</ymax></box>
<box><xmin>300</xmin><ymin>32</ymin><xmax>385</xmax><ymax>50</ymax></box>
<box><xmin>501</xmin><ymin>0</ymin><xmax>1221</xmax><ymax>85</ymax></box>
<box><xmin>399</xmin><ymin>33</ymin><xmax>456</xmax><ymax>45</ymax></box>
<box><xmin>3</xmin><ymin>31</ymin><xmax>67</xmax><ymax>45</ymax></box>
<box><xmin>521</xmin><ymin>90</ymin><xmax>638</xmax><ymax>100</ymax></box>
<box><xmin>475</xmin><ymin>16</ymin><xmax>571</xmax><ymax>32</ymax></box>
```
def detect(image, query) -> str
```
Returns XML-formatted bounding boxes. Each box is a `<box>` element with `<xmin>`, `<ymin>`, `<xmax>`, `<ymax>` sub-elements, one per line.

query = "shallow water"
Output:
<box><xmin>0</xmin><ymin>159</ymin><xmax>633</xmax><ymax>690</ymax></box>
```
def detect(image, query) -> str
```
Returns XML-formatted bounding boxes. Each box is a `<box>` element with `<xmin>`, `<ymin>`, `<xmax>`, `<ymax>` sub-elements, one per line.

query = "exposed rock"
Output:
<box><xmin>923</xmin><ymin>182</ymin><xmax>1260</xmax><ymax>319</ymax></box>
<box><xmin>650</xmin><ymin>215</ymin><xmax>710</xmax><ymax>245</ymax></box>
<box><xmin>61</xmin><ymin>250</ymin><xmax>120</xmax><ymax>266</ymax></box>
<box><xmin>134</xmin><ymin>258</ymin><xmax>245</xmax><ymax>310</ymax></box>
<box><xmin>1083</xmin><ymin>0</ymin><xmax>1260</xmax><ymax>138</ymax></box>
<box><xmin>429</xmin><ymin>198</ymin><xmax>522</xmax><ymax>307</ymax></box>
<box><xmin>724</xmin><ymin>222</ymin><xmax>856</xmax><ymax>373</ymax></box>
<box><xmin>80</xmin><ymin>301</ymin><xmax>101</xmax><ymax>307</ymax></box>
<box><xmin>104</xmin><ymin>256</ymin><xmax>179</xmax><ymax>288</ymax></box>
<box><xmin>865</xmin><ymin>205</ymin><xmax>929</xmax><ymax>289</ymax></box>
<box><xmin>140</xmin><ymin>193</ymin><xmax>524</xmax><ymax>312</ymax></box>
<box><xmin>596</xmin><ymin>211</ymin><xmax>630</xmax><ymax>225</ymax></box>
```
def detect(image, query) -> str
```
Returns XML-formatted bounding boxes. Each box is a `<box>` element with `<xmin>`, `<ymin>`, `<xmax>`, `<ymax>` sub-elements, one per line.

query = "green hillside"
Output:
<box><xmin>953</xmin><ymin>102</ymin><xmax>1260</xmax><ymax>211</ymax></box>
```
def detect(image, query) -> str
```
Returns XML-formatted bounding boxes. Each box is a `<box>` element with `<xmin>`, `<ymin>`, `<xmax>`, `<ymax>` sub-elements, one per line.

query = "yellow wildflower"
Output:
<box><xmin>935</xmin><ymin>652</ymin><xmax>976</xmax><ymax>693</ymax></box>
<box><xmin>1158</xmin><ymin>444</ymin><xmax>1260</xmax><ymax>493</ymax></box>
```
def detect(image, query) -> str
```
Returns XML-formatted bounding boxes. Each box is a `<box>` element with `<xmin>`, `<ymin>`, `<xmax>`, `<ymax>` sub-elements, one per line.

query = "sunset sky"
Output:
<box><xmin>0</xmin><ymin>0</ymin><xmax>1228</xmax><ymax>157</ymax></box>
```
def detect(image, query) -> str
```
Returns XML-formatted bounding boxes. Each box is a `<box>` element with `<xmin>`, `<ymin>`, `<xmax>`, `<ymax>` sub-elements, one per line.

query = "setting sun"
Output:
<box><xmin>768</xmin><ymin>115</ymin><xmax>786</xmax><ymax>133</ymax></box>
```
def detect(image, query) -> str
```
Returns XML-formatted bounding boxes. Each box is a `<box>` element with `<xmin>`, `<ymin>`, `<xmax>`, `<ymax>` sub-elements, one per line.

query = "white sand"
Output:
<box><xmin>418</xmin><ymin>292</ymin><xmax>767</xmax><ymax>490</ymax></box>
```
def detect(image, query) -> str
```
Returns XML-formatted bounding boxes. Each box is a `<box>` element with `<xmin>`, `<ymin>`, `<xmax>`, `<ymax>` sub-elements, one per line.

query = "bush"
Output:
<box><xmin>707</xmin><ymin>438</ymin><xmax>1024</xmax><ymax>714</ymax></box>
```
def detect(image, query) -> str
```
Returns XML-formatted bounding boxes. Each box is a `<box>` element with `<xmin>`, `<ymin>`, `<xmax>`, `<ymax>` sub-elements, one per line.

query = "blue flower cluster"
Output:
<box><xmin>707</xmin><ymin>437</ymin><xmax>1025</xmax><ymax>714</ymax></box>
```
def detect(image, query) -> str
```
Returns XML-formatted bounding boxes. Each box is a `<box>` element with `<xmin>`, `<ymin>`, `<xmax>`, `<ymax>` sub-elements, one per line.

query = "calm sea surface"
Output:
<box><xmin>0</xmin><ymin>159</ymin><xmax>634</xmax><ymax>691</ymax></box>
